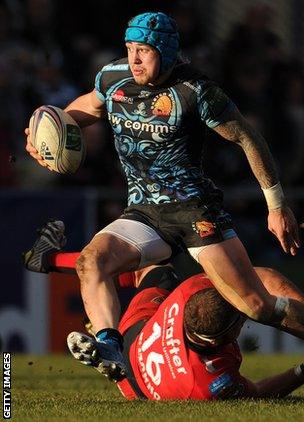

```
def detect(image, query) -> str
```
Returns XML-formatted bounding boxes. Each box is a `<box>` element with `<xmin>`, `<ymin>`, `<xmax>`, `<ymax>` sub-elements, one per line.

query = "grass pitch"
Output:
<box><xmin>12</xmin><ymin>354</ymin><xmax>304</xmax><ymax>421</ymax></box>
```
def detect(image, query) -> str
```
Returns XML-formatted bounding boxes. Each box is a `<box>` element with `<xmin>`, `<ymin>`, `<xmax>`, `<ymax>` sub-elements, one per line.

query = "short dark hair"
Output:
<box><xmin>184</xmin><ymin>288</ymin><xmax>239</xmax><ymax>336</ymax></box>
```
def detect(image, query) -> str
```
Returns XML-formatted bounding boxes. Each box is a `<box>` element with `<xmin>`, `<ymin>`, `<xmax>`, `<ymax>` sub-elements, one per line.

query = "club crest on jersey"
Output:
<box><xmin>151</xmin><ymin>93</ymin><xmax>173</xmax><ymax>116</ymax></box>
<box><xmin>112</xmin><ymin>89</ymin><xmax>133</xmax><ymax>104</ymax></box>
<box><xmin>192</xmin><ymin>221</ymin><xmax>215</xmax><ymax>238</ymax></box>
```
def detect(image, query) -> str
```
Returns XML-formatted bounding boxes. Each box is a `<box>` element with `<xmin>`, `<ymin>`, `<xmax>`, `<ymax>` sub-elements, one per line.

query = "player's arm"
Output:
<box><xmin>64</xmin><ymin>89</ymin><xmax>107</xmax><ymax>128</ymax></box>
<box><xmin>211</xmin><ymin>350</ymin><xmax>304</xmax><ymax>399</ymax></box>
<box><xmin>25</xmin><ymin>89</ymin><xmax>106</xmax><ymax>167</ymax></box>
<box><xmin>242</xmin><ymin>364</ymin><xmax>304</xmax><ymax>398</ymax></box>
<box><xmin>212</xmin><ymin>107</ymin><xmax>300</xmax><ymax>256</ymax></box>
<box><xmin>213</xmin><ymin>108</ymin><xmax>278</xmax><ymax>188</ymax></box>
<box><xmin>254</xmin><ymin>266</ymin><xmax>304</xmax><ymax>302</ymax></box>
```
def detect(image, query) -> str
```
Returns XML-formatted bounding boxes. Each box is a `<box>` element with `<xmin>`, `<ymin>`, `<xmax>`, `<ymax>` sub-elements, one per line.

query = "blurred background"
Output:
<box><xmin>1</xmin><ymin>0</ymin><xmax>304</xmax><ymax>354</ymax></box>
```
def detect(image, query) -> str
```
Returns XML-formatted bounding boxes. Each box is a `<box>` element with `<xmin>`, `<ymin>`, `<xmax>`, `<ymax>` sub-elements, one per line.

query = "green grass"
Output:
<box><xmin>11</xmin><ymin>354</ymin><xmax>304</xmax><ymax>421</ymax></box>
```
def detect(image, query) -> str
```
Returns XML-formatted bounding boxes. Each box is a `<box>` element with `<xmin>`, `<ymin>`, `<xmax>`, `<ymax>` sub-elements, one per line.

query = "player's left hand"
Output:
<box><xmin>268</xmin><ymin>206</ymin><xmax>301</xmax><ymax>256</ymax></box>
<box><xmin>24</xmin><ymin>127</ymin><xmax>53</xmax><ymax>171</ymax></box>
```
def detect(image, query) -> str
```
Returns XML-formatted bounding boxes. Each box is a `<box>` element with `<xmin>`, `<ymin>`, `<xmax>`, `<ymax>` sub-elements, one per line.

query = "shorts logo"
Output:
<box><xmin>192</xmin><ymin>221</ymin><xmax>215</xmax><ymax>238</ymax></box>
<box><xmin>151</xmin><ymin>93</ymin><xmax>173</xmax><ymax>116</ymax></box>
<box><xmin>112</xmin><ymin>89</ymin><xmax>133</xmax><ymax>104</ymax></box>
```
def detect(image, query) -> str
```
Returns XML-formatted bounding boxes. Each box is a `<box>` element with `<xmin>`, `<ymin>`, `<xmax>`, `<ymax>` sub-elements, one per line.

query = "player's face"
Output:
<box><xmin>126</xmin><ymin>42</ymin><xmax>160</xmax><ymax>85</ymax></box>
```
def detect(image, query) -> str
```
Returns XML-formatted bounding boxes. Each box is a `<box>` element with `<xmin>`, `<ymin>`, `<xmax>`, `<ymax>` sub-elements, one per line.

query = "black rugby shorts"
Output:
<box><xmin>122</xmin><ymin>197</ymin><xmax>235</xmax><ymax>254</ymax></box>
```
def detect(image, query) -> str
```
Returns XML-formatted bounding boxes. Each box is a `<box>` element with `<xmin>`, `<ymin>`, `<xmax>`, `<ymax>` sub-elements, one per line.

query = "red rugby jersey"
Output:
<box><xmin>118</xmin><ymin>274</ymin><xmax>249</xmax><ymax>400</ymax></box>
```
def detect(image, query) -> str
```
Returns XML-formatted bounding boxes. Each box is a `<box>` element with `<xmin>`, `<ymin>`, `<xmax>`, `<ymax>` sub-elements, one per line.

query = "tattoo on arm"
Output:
<box><xmin>213</xmin><ymin>110</ymin><xmax>279</xmax><ymax>188</ymax></box>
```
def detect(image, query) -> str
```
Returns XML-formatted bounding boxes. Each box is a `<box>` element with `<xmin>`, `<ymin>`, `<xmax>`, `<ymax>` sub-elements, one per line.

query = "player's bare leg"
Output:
<box><xmin>72</xmin><ymin>218</ymin><xmax>172</xmax><ymax>380</ymax></box>
<box><xmin>68</xmin><ymin>233</ymin><xmax>141</xmax><ymax>380</ymax></box>
<box><xmin>198</xmin><ymin>237</ymin><xmax>304</xmax><ymax>339</ymax></box>
<box><xmin>76</xmin><ymin>232</ymin><xmax>141</xmax><ymax>330</ymax></box>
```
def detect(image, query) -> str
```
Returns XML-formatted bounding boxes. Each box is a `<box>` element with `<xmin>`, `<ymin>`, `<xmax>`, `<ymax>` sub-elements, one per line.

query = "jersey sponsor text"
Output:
<box><xmin>108</xmin><ymin>113</ymin><xmax>177</xmax><ymax>134</ymax></box>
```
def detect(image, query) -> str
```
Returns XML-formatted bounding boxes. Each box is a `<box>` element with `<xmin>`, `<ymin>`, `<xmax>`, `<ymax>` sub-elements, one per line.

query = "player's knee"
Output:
<box><xmin>75</xmin><ymin>253</ymin><xmax>85</xmax><ymax>276</ymax></box>
<box><xmin>76</xmin><ymin>248</ymin><xmax>95</xmax><ymax>277</ymax></box>
<box><xmin>258</xmin><ymin>267</ymin><xmax>278</xmax><ymax>279</ymax></box>
<box><xmin>76</xmin><ymin>246</ymin><xmax>111</xmax><ymax>278</ymax></box>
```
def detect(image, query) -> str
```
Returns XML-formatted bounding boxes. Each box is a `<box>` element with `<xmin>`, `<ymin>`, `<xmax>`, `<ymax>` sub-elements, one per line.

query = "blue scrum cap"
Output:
<box><xmin>125</xmin><ymin>12</ymin><xmax>180</xmax><ymax>73</ymax></box>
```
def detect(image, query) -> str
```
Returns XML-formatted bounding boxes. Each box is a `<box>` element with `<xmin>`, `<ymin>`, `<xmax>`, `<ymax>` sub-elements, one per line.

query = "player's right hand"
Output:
<box><xmin>24</xmin><ymin>128</ymin><xmax>53</xmax><ymax>170</ymax></box>
<box><xmin>268</xmin><ymin>205</ymin><xmax>301</xmax><ymax>256</ymax></box>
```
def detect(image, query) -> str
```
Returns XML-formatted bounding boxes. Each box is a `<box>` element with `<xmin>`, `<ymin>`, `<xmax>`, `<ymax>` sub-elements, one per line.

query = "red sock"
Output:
<box><xmin>48</xmin><ymin>251</ymin><xmax>136</xmax><ymax>287</ymax></box>
<box><xmin>49</xmin><ymin>252</ymin><xmax>80</xmax><ymax>274</ymax></box>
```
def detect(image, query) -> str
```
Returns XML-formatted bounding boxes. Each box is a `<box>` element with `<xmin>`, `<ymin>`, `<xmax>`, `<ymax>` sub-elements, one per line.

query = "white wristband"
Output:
<box><xmin>262</xmin><ymin>182</ymin><xmax>285</xmax><ymax>210</ymax></box>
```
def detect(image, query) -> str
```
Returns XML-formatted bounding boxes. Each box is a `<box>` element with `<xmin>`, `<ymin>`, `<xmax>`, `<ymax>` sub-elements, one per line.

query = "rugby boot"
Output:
<box><xmin>67</xmin><ymin>331</ymin><xmax>127</xmax><ymax>382</ymax></box>
<box><xmin>22</xmin><ymin>220</ymin><xmax>66</xmax><ymax>273</ymax></box>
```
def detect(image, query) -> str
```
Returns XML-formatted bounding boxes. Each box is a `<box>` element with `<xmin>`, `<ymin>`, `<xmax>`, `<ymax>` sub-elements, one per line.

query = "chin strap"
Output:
<box><xmin>186</xmin><ymin>337</ymin><xmax>219</xmax><ymax>356</ymax></box>
<box><xmin>190</xmin><ymin>314</ymin><xmax>244</xmax><ymax>344</ymax></box>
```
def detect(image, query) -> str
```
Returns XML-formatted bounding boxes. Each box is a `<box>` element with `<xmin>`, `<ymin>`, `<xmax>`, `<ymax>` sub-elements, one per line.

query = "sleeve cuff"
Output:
<box><xmin>206</xmin><ymin>101</ymin><xmax>236</xmax><ymax>128</ymax></box>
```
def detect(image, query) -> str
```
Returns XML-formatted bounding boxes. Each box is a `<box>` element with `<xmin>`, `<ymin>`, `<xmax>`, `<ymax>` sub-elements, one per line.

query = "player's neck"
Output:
<box><xmin>149</xmin><ymin>66</ymin><xmax>174</xmax><ymax>86</ymax></box>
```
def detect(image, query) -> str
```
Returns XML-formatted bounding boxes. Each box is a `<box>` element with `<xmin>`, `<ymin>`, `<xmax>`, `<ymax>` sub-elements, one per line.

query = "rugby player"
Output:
<box><xmin>112</xmin><ymin>268</ymin><xmax>304</xmax><ymax>399</ymax></box>
<box><xmin>24</xmin><ymin>220</ymin><xmax>304</xmax><ymax>396</ymax></box>
<box><xmin>25</xmin><ymin>12</ymin><xmax>302</xmax><ymax>380</ymax></box>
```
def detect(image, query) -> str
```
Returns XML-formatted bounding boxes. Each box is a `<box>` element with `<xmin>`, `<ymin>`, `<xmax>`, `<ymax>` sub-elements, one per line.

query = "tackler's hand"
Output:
<box><xmin>268</xmin><ymin>206</ymin><xmax>301</xmax><ymax>256</ymax></box>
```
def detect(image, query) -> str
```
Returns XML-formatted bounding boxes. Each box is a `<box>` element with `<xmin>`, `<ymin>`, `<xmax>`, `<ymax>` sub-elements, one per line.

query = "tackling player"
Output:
<box><xmin>108</xmin><ymin>269</ymin><xmax>304</xmax><ymax>400</ymax></box>
<box><xmin>24</xmin><ymin>219</ymin><xmax>304</xmax><ymax>396</ymax></box>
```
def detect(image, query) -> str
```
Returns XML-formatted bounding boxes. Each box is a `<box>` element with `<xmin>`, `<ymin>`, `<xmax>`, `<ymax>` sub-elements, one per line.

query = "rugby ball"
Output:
<box><xmin>29</xmin><ymin>105</ymin><xmax>85</xmax><ymax>174</ymax></box>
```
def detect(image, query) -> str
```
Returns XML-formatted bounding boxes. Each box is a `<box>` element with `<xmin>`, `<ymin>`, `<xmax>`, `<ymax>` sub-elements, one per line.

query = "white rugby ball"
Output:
<box><xmin>29</xmin><ymin>105</ymin><xmax>85</xmax><ymax>174</ymax></box>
